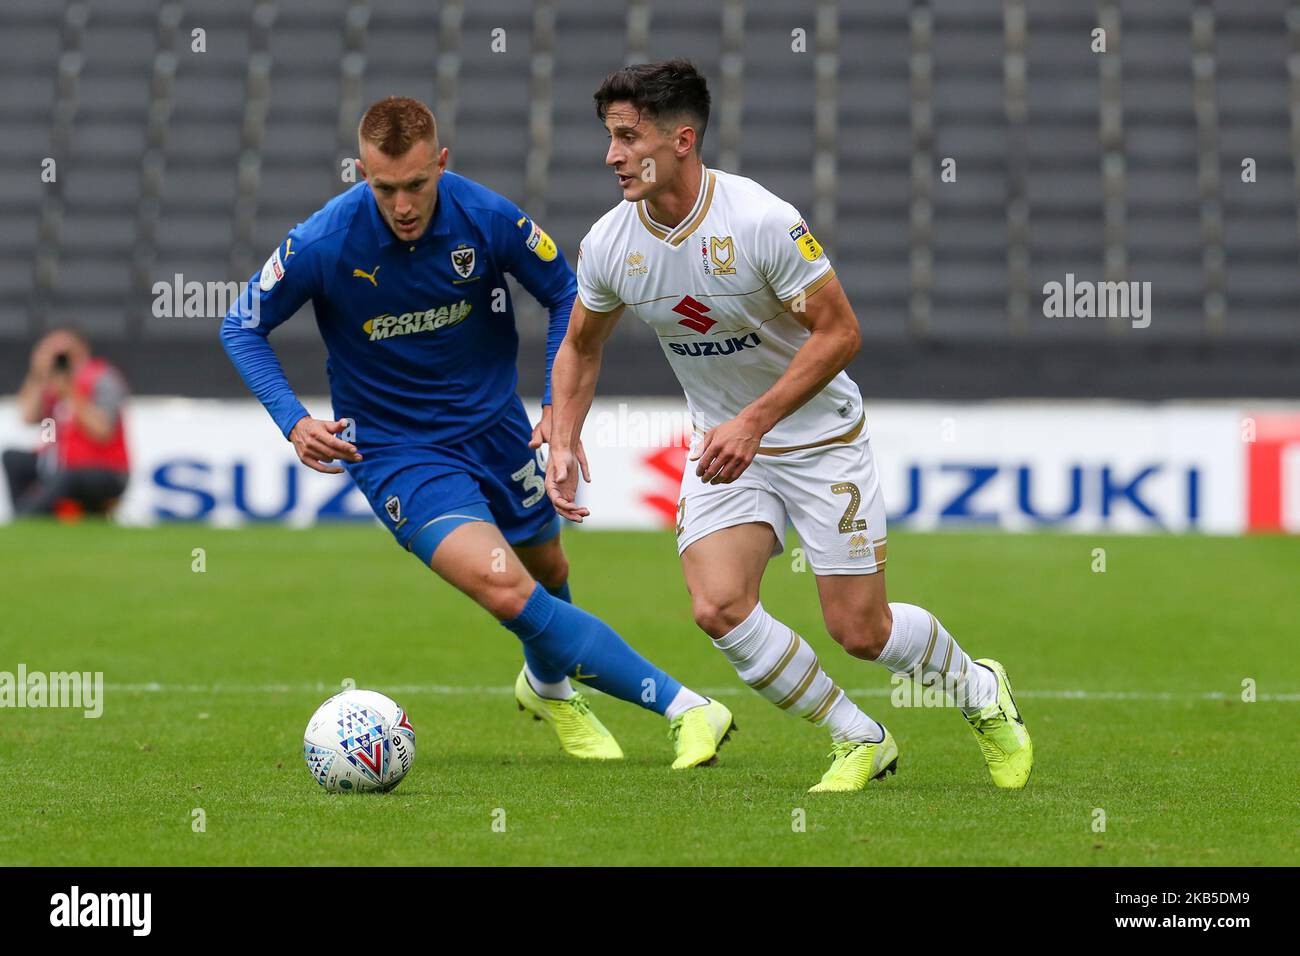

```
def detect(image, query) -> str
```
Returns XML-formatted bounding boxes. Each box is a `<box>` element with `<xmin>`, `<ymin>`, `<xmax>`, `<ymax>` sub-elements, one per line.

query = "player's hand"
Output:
<box><xmin>545</xmin><ymin>445</ymin><xmax>591</xmax><ymax>522</ymax></box>
<box><xmin>690</xmin><ymin>413</ymin><xmax>765</xmax><ymax>484</ymax></box>
<box><xmin>289</xmin><ymin>417</ymin><xmax>361</xmax><ymax>475</ymax></box>
<box><xmin>530</xmin><ymin>405</ymin><xmax>591</xmax><ymax>484</ymax></box>
<box><xmin>528</xmin><ymin>404</ymin><xmax>553</xmax><ymax>449</ymax></box>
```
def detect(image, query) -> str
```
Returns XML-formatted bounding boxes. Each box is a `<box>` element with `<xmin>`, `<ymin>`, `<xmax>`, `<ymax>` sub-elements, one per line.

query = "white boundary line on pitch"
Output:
<box><xmin>99</xmin><ymin>683</ymin><xmax>1300</xmax><ymax>702</ymax></box>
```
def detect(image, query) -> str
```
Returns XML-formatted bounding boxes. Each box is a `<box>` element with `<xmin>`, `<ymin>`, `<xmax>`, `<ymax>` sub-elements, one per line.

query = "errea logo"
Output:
<box><xmin>848</xmin><ymin>533</ymin><xmax>870</xmax><ymax>558</ymax></box>
<box><xmin>362</xmin><ymin>301</ymin><xmax>472</xmax><ymax>341</ymax></box>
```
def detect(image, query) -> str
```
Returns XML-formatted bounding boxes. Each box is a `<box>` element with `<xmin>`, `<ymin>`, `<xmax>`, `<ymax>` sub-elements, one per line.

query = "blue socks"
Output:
<box><xmin>504</xmin><ymin>583</ymin><xmax>681</xmax><ymax>715</ymax></box>
<box><xmin>521</xmin><ymin>582</ymin><xmax>574</xmax><ymax>684</ymax></box>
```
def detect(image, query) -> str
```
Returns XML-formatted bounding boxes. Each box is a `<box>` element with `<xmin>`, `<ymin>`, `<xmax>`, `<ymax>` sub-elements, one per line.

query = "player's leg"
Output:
<box><xmin>815</xmin><ymin>571</ymin><xmax>1029</xmax><ymax>787</ymax></box>
<box><xmin>468</xmin><ymin>399</ymin><xmax>726</xmax><ymax>765</ymax></box>
<box><xmin>815</xmin><ymin>570</ymin><xmax>992</xmax><ymax>707</ymax></box>
<box><xmin>680</xmin><ymin>518</ymin><xmax>889</xmax><ymax>773</ymax></box>
<box><xmin>676</xmin><ymin>460</ymin><xmax>893</xmax><ymax>786</ymax></box>
<box><xmin>509</xmin><ymin>527</ymin><xmax>732</xmax><ymax>770</ymax></box>
<box><xmin>513</xmin><ymin>533</ymin><xmax>571</xmax><ymax>598</ymax></box>
<box><xmin>510</xmin><ymin>528</ymin><xmax>578</xmax><ymax>700</ymax></box>
<box><xmin>420</xmin><ymin>516</ymin><xmax>710</xmax><ymax>732</ymax></box>
<box><xmin>777</xmin><ymin>432</ymin><xmax>1032</xmax><ymax>789</ymax></box>
<box><xmin>348</xmin><ymin>442</ymin><xmax>698</xmax><ymax>763</ymax></box>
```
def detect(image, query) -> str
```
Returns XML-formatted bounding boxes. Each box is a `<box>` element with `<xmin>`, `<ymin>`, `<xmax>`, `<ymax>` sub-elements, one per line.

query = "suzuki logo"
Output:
<box><xmin>672</xmin><ymin>295</ymin><xmax>715</xmax><ymax>333</ymax></box>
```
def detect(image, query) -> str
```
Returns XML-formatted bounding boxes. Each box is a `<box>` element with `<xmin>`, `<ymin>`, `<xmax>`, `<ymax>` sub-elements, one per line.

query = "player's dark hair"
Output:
<box><xmin>593</xmin><ymin>59</ymin><xmax>710</xmax><ymax>153</ymax></box>
<box><xmin>358</xmin><ymin>96</ymin><xmax>438</xmax><ymax>157</ymax></box>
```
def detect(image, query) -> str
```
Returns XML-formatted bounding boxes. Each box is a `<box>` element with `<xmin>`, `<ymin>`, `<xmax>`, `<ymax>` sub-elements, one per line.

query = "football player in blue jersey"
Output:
<box><xmin>221</xmin><ymin>96</ymin><xmax>734</xmax><ymax>768</ymax></box>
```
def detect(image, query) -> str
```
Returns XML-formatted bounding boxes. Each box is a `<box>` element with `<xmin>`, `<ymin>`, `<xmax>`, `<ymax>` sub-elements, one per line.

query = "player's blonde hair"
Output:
<box><xmin>358</xmin><ymin>96</ymin><xmax>438</xmax><ymax>158</ymax></box>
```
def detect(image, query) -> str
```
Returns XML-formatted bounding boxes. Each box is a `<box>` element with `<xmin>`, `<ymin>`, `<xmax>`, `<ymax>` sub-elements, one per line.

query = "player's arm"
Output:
<box><xmin>545</xmin><ymin>296</ymin><xmax>624</xmax><ymax>522</ymax></box>
<box><xmin>693</xmin><ymin>276</ymin><xmax>859</xmax><ymax>484</ymax></box>
<box><xmin>219</xmin><ymin>233</ymin><xmax>359</xmax><ymax>474</ymax></box>
<box><xmin>693</xmin><ymin>207</ymin><xmax>860</xmax><ymax>485</ymax></box>
<box><xmin>486</xmin><ymin>207</ymin><xmax>576</xmax><ymax>450</ymax></box>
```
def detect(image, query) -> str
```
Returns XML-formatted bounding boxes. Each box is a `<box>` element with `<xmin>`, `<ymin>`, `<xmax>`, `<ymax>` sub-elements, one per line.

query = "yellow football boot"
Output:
<box><xmin>965</xmin><ymin>658</ymin><xmax>1033</xmax><ymax>788</ymax></box>
<box><xmin>668</xmin><ymin>699</ymin><xmax>735</xmax><ymax>769</ymax></box>
<box><xmin>514</xmin><ymin>668</ymin><xmax>623</xmax><ymax>760</ymax></box>
<box><xmin>808</xmin><ymin>729</ymin><xmax>900</xmax><ymax>793</ymax></box>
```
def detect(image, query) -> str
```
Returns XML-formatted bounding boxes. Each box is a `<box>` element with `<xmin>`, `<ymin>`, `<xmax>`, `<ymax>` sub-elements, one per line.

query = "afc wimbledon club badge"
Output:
<box><xmin>384</xmin><ymin>495</ymin><xmax>401</xmax><ymax>523</ymax></box>
<box><xmin>450</xmin><ymin>246</ymin><xmax>476</xmax><ymax>278</ymax></box>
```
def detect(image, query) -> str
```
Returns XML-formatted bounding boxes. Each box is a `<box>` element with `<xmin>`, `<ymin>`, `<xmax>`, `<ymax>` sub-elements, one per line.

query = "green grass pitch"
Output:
<box><xmin>1</xmin><ymin>522</ymin><xmax>1295</xmax><ymax>866</ymax></box>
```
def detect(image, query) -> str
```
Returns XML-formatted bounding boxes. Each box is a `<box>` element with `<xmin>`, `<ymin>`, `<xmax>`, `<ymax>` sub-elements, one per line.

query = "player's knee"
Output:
<box><xmin>473</xmin><ymin>569</ymin><xmax>535</xmax><ymax>621</ymax></box>
<box><xmin>692</xmin><ymin>594</ymin><xmax>755</xmax><ymax>639</ymax></box>
<box><xmin>830</xmin><ymin>605</ymin><xmax>893</xmax><ymax>661</ymax></box>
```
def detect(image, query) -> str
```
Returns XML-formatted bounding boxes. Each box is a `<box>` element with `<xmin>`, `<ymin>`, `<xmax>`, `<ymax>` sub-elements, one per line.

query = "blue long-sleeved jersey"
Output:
<box><xmin>220</xmin><ymin>172</ymin><xmax>576</xmax><ymax>447</ymax></box>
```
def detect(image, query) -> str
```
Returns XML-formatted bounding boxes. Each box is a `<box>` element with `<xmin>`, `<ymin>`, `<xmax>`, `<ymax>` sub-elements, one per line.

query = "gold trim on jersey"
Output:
<box><xmin>635</xmin><ymin>170</ymin><xmax>717</xmax><ymax>247</ymax></box>
<box><xmin>635</xmin><ymin>203</ymin><xmax>670</xmax><ymax>241</ymax></box>
<box><xmin>626</xmin><ymin>285</ymin><xmax>767</xmax><ymax>309</ymax></box>
<box><xmin>780</xmin><ymin>266</ymin><xmax>837</xmax><ymax>311</ymax></box>
<box><xmin>669</xmin><ymin>171</ymin><xmax>716</xmax><ymax>246</ymax></box>
<box><xmin>755</xmin><ymin>413</ymin><xmax>865</xmax><ymax>456</ymax></box>
<box><xmin>658</xmin><ymin>304</ymin><xmax>787</xmax><ymax>338</ymax></box>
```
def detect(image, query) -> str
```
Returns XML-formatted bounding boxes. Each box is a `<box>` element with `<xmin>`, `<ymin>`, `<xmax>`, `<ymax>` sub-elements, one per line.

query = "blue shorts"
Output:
<box><xmin>345</xmin><ymin>399</ymin><xmax>560</xmax><ymax>564</ymax></box>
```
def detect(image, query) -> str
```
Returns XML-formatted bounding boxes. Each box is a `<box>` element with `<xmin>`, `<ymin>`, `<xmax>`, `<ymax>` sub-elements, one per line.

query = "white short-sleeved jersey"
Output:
<box><xmin>576</xmin><ymin>167</ymin><xmax>864</xmax><ymax>450</ymax></box>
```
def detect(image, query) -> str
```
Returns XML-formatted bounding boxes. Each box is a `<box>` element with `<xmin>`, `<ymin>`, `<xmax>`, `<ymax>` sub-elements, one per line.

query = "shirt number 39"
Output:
<box><xmin>511</xmin><ymin>451</ymin><xmax>547</xmax><ymax>508</ymax></box>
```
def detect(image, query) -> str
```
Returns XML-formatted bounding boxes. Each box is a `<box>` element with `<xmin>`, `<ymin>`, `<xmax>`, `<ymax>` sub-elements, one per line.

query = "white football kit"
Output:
<box><xmin>576</xmin><ymin>167</ymin><xmax>887</xmax><ymax>574</ymax></box>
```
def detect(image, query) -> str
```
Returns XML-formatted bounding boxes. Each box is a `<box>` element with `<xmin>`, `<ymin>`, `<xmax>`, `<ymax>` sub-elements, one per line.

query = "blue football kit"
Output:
<box><xmin>221</xmin><ymin>172</ymin><xmax>572</xmax><ymax>560</ymax></box>
<box><xmin>220</xmin><ymin>171</ymin><xmax>687</xmax><ymax>713</ymax></box>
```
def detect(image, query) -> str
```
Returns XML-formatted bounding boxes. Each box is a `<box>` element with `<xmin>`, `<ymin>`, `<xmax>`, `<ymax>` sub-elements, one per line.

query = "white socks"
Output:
<box><xmin>713</xmin><ymin>602</ymin><xmax>884</xmax><ymax>743</ymax></box>
<box><xmin>664</xmin><ymin>686</ymin><xmax>710</xmax><ymax>721</ymax></box>
<box><xmin>524</xmin><ymin>664</ymin><xmax>573</xmax><ymax>700</ymax></box>
<box><xmin>874</xmin><ymin>602</ymin><xmax>997</xmax><ymax>714</ymax></box>
<box><xmin>527</xmin><ymin>663</ymin><xmax>710</xmax><ymax>721</ymax></box>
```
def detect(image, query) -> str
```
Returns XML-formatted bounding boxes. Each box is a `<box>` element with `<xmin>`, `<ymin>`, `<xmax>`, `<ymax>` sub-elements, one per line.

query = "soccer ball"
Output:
<box><xmin>303</xmin><ymin>689</ymin><xmax>416</xmax><ymax>793</ymax></box>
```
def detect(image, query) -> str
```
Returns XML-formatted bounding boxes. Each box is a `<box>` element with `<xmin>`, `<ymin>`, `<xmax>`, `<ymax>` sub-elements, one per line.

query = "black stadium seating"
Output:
<box><xmin>2</xmin><ymin>0</ymin><xmax>1296</xmax><ymax>398</ymax></box>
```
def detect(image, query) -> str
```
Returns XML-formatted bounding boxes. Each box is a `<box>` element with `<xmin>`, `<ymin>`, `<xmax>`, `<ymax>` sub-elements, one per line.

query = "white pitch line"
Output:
<box><xmin>99</xmin><ymin>683</ymin><xmax>1300</xmax><ymax>702</ymax></box>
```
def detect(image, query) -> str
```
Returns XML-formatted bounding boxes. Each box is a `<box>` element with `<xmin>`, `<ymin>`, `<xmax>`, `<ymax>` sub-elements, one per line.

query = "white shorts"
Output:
<box><xmin>675</xmin><ymin>417</ymin><xmax>888</xmax><ymax>575</ymax></box>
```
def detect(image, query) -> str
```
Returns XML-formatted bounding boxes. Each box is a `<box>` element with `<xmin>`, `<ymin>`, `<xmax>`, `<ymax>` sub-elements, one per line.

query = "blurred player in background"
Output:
<box><xmin>547</xmin><ymin>61</ymin><xmax>1033</xmax><ymax>792</ymax></box>
<box><xmin>4</xmin><ymin>327</ymin><xmax>130</xmax><ymax>517</ymax></box>
<box><xmin>221</xmin><ymin>96</ymin><xmax>728</xmax><ymax>769</ymax></box>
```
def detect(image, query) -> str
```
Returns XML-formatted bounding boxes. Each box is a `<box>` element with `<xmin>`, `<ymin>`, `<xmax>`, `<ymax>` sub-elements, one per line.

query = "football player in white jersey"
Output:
<box><xmin>546</xmin><ymin>60</ymin><xmax>1032</xmax><ymax>792</ymax></box>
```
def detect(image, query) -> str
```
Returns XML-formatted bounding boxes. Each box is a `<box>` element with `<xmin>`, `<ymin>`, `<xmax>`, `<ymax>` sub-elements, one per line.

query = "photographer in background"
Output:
<box><xmin>3</xmin><ymin>328</ymin><xmax>131</xmax><ymax>517</ymax></box>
